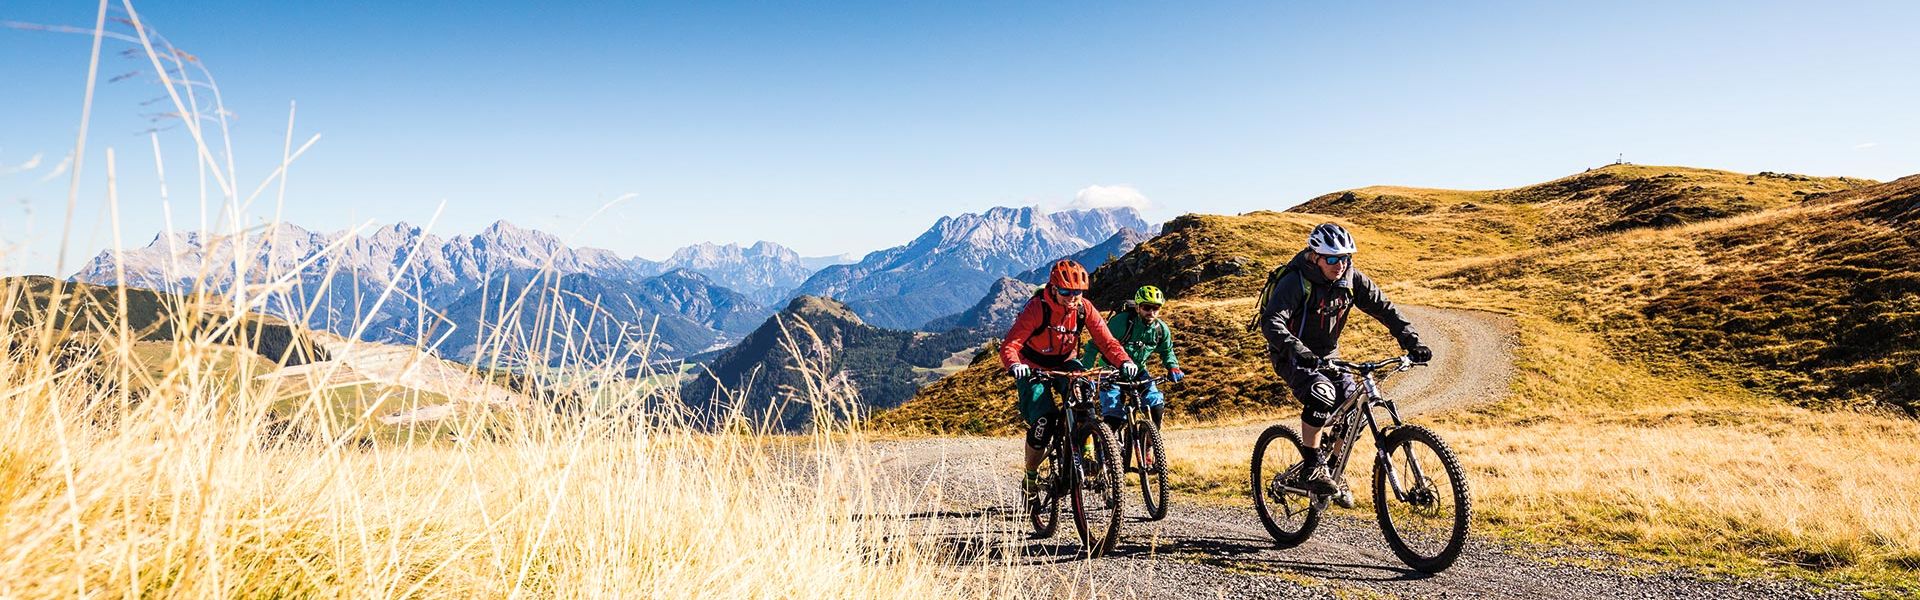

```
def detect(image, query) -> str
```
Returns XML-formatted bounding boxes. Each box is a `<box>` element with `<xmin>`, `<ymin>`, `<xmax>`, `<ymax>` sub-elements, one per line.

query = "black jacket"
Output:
<box><xmin>1258</xmin><ymin>250</ymin><xmax>1421</xmax><ymax>382</ymax></box>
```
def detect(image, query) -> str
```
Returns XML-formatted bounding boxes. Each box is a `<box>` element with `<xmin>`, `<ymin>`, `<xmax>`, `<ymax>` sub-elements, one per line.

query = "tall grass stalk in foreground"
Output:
<box><xmin>1</xmin><ymin>4</ymin><xmax>1009</xmax><ymax>596</ymax></box>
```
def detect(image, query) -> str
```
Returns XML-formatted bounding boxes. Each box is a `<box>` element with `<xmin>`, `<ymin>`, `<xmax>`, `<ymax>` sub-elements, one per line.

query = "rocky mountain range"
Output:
<box><xmin>430</xmin><ymin>269</ymin><xmax>765</xmax><ymax>367</ymax></box>
<box><xmin>789</xmin><ymin>206</ymin><xmax>1150</xmax><ymax>330</ymax></box>
<box><xmin>660</xmin><ymin>241</ymin><xmax>820</xmax><ymax>305</ymax></box>
<box><xmin>1010</xmin><ymin>227</ymin><xmax>1152</xmax><ymax>286</ymax></box>
<box><xmin>68</xmin><ymin>221</ymin><xmax>825</xmax><ymax>362</ymax></box>
<box><xmin>68</xmin><ymin>207</ymin><xmax>1143</xmax><ymax>367</ymax></box>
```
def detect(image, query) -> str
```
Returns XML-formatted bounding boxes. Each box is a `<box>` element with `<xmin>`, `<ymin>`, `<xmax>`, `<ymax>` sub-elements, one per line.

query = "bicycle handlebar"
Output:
<box><xmin>1326</xmin><ymin>355</ymin><xmax>1424</xmax><ymax>374</ymax></box>
<box><xmin>1105</xmin><ymin>375</ymin><xmax>1169</xmax><ymax>387</ymax></box>
<box><xmin>1032</xmin><ymin>368</ymin><xmax>1119</xmax><ymax>379</ymax></box>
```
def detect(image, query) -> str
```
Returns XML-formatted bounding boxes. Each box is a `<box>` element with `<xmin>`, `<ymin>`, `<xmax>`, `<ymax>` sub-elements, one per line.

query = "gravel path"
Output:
<box><xmin>870</xmin><ymin>307</ymin><xmax>1858</xmax><ymax>599</ymax></box>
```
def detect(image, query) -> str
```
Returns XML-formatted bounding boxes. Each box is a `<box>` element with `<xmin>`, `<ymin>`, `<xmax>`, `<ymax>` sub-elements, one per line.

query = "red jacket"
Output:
<box><xmin>999</xmin><ymin>291</ymin><xmax>1131</xmax><ymax>371</ymax></box>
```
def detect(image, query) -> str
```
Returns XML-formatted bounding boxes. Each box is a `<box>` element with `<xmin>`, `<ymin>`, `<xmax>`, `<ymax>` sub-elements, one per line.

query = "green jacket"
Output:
<box><xmin>1084</xmin><ymin>308</ymin><xmax>1178</xmax><ymax>369</ymax></box>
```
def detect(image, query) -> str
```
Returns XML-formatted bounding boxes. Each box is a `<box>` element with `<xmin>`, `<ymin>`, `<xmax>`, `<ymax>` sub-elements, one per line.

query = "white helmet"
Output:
<box><xmin>1307</xmin><ymin>223</ymin><xmax>1357</xmax><ymax>255</ymax></box>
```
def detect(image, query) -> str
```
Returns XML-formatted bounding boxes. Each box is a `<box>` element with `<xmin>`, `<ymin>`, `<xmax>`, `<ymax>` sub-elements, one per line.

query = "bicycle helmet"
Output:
<box><xmin>1047</xmin><ymin>259</ymin><xmax>1090</xmax><ymax>291</ymax></box>
<box><xmin>1306</xmin><ymin>223</ymin><xmax>1357</xmax><ymax>256</ymax></box>
<box><xmin>1133</xmin><ymin>285</ymin><xmax>1165</xmax><ymax>307</ymax></box>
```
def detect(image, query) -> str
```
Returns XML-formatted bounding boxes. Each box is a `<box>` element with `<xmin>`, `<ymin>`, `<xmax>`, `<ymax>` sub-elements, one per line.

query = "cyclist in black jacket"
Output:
<box><xmin>1257</xmin><ymin>223</ymin><xmax>1433</xmax><ymax>494</ymax></box>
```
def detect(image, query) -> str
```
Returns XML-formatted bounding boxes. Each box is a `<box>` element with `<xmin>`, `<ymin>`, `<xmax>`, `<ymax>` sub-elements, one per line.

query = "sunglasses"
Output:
<box><xmin>1056</xmin><ymin>289</ymin><xmax>1084</xmax><ymax>297</ymax></box>
<box><xmin>1321</xmin><ymin>254</ymin><xmax>1351</xmax><ymax>266</ymax></box>
<box><xmin>1138</xmin><ymin>304</ymin><xmax>1162</xmax><ymax>311</ymax></box>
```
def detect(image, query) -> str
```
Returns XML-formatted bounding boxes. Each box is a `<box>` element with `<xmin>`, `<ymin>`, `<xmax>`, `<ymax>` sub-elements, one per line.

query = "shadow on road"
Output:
<box><xmin>852</xmin><ymin>505</ymin><xmax>1016</xmax><ymax>522</ymax></box>
<box><xmin>866</xmin><ymin>500</ymin><xmax>1439</xmax><ymax>583</ymax></box>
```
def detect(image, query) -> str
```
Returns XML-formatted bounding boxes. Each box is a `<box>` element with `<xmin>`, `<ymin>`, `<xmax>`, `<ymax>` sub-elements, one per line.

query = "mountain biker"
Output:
<box><xmin>1001</xmin><ymin>259</ymin><xmax>1139</xmax><ymax>497</ymax></box>
<box><xmin>1085</xmin><ymin>285</ymin><xmax>1184</xmax><ymax>430</ymax></box>
<box><xmin>1257</xmin><ymin>223</ymin><xmax>1432</xmax><ymax>495</ymax></box>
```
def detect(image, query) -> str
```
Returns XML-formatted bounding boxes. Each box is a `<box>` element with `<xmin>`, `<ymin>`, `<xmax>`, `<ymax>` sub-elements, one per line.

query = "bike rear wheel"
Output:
<box><xmin>1133</xmin><ymin>419</ymin><xmax>1169</xmax><ymax>521</ymax></box>
<box><xmin>1372</xmin><ymin>425</ymin><xmax>1472</xmax><ymax>572</ymax></box>
<box><xmin>1069</xmin><ymin>420</ymin><xmax>1125</xmax><ymax>557</ymax></box>
<box><xmin>1250</xmin><ymin>423</ymin><xmax>1321</xmax><ymax>546</ymax></box>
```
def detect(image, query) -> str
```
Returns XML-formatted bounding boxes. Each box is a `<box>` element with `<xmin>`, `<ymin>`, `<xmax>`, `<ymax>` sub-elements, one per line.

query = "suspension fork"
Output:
<box><xmin>1048</xmin><ymin>376</ymin><xmax>1079</xmax><ymax>495</ymax></box>
<box><xmin>1360</xmin><ymin>374</ymin><xmax>1428</xmax><ymax>500</ymax></box>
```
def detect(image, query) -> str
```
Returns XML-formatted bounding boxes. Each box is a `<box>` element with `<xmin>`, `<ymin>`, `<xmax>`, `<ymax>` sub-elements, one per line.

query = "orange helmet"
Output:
<box><xmin>1047</xmin><ymin>260</ymin><xmax>1090</xmax><ymax>291</ymax></box>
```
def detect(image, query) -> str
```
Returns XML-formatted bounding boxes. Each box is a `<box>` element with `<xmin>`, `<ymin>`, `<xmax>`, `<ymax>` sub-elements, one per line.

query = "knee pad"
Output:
<box><xmin>1300</xmin><ymin>377</ymin><xmax>1338</xmax><ymax>428</ymax></box>
<box><xmin>1301</xmin><ymin>407</ymin><xmax>1333</xmax><ymax>428</ymax></box>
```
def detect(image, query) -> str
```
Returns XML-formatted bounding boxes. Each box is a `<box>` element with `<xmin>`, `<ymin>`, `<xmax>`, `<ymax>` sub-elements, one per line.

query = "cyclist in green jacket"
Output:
<box><xmin>1085</xmin><ymin>285</ymin><xmax>1185</xmax><ymax>429</ymax></box>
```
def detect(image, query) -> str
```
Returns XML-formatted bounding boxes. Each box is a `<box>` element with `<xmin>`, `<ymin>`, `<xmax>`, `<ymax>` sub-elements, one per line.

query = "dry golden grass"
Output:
<box><xmin>1443</xmin><ymin>315</ymin><xmax>1920</xmax><ymax>592</ymax></box>
<box><xmin>0</xmin><ymin>336</ymin><xmax>1001</xmax><ymax>597</ymax></box>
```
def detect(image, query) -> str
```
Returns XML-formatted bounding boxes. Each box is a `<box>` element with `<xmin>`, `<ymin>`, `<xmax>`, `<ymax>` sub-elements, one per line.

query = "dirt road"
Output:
<box><xmin>872</xmin><ymin>307</ymin><xmax>1854</xmax><ymax>599</ymax></box>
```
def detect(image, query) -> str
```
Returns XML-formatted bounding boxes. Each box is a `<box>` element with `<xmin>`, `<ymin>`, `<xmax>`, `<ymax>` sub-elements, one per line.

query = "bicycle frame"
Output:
<box><xmin>1323</xmin><ymin>359</ymin><xmax>1428</xmax><ymax>504</ymax></box>
<box><xmin>1037</xmin><ymin>370</ymin><xmax>1113</xmax><ymax>498</ymax></box>
<box><xmin>1108</xmin><ymin>376</ymin><xmax>1166</xmax><ymax>429</ymax></box>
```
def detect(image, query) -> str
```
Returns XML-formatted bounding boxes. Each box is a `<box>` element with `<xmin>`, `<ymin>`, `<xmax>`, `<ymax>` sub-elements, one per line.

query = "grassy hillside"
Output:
<box><xmin>0</xmin><ymin>276</ymin><xmax>551</xmax><ymax>446</ymax></box>
<box><xmin>1426</xmin><ymin>174</ymin><xmax>1920</xmax><ymax>413</ymax></box>
<box><xmin>882</xmin><ymin>164</ymin><xmax>1920</xmax><ymax>592</ymax></box>
<box><xmin>683</xmin><ymin>296</ymin><xmax>927</xmax><ymax>429</ymax></box>
<box><xmin>1299</xmin><ymin>165</ymin><xmax>1870</xmax><ymax>244</ymax></box>
<box><xmin>4</xmin><ymin>275</ymin><xmax>326</xmax><ymax>366</ymax></box>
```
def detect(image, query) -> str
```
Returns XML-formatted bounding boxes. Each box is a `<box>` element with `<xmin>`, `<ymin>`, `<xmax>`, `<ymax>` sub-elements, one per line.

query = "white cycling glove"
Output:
<box><xmin>1009</xmin><ymin>364</ymin><xmax>1032</xmax><ymax>380</ymax></box>
<box><xmin>1121</xmin><ymin>362</ymin><xmax>1141</xmax><ymax>378</ymax></box>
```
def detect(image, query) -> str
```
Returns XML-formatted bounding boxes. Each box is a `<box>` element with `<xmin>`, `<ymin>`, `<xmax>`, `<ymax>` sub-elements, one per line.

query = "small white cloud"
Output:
<box><xmin>37</xmin><ymin>153</ymin><xmax>73</xmax><ymax>183</ymax></box>
<box><xmin>1854</xmin><ymin>142</ymin><xmax>1879</xmax><ymax>150</ymax></box>
<box><xmin>0</xmin><ymin>152</ymin><xmax>44</xmax><ymax>176</ymax></box>
<box><xmin>1064</xmin><ymin>184</ymin><xmax>1152</xmax><ymax>212</ymax></box>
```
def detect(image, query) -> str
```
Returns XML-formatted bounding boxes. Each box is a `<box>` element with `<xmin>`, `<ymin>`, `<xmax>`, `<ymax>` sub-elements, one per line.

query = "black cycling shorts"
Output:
<box><xmin>1025</xmin><ymin>415</ymin><xmax>1053</xmax><ymax>450</ymax></box>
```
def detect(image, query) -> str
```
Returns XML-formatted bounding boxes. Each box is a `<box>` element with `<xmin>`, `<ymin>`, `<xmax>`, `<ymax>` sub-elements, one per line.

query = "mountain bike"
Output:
<box><xmin>1106</xmin><ymin>374</ymin><xmax>1170</xmax><ymax>521</ymax></box>
<box><xmin>1026</xmin><ymin>369</ymin><xmax>1126</xmax><ymax>558</ymax></box>
<box><xmin>1249</xmin><ymin>355</ymin><xmax>1472</xmax><ymax>572</ymax></box>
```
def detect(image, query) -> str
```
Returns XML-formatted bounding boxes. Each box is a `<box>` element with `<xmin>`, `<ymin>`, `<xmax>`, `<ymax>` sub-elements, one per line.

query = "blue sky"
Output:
<box><xmin>3</xmin><ymin>0</ymin><xmax>1916</xmax><ymax>276</ymax></box>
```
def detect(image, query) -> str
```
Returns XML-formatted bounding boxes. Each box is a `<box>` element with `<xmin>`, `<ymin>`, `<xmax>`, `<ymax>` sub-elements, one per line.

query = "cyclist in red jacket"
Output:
<box><xmin>1001</xmin><ymin>259</ymin><xmax>1137</xmax><ymax>496</ymax></box>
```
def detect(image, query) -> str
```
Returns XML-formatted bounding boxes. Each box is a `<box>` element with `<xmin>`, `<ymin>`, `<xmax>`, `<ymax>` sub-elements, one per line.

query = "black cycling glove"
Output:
<box><xmin>1408</xmin><ymin>344</ymin><xmax>1433</xmax><ymax>364</ymax></box>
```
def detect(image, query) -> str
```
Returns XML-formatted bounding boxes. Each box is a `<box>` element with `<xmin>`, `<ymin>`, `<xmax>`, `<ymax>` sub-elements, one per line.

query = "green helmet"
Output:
<box><xmin>1133</xmin><ymin>285</ymin><xmax>1165</xmax><ymax>307</ymax></box>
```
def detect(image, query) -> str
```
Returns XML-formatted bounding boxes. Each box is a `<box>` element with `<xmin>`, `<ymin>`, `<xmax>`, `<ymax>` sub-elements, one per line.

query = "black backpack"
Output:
<box><xmin>1246</xmin><ymin>262</ymin><xmax>1312</xmax><ymax>333</ymax></box>
<box><xmin>1029</xmin><ymin>288</ymin><xmax>1087</xmax><ymax>339</ymax></box>
<box><xmin>1117</xmin><ymin>301</ymin><xmax>1164</xmax><ymax>348</ymax></box>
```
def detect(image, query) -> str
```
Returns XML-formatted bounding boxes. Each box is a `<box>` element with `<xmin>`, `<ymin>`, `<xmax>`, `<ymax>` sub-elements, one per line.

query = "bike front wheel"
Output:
<box><xmin>1250</xmin><ymin>424</ymin><xmax>1321</xmax><ymax>546</ymax></box>
<box><xmin>1372</xmin><ymin>425</ymin><xmax>1472</xmax><ymax>572</ymax></box>
<box><xmin>1133</xmin><ymin>419</ymin><xmax>1170</xmax><ymax>521</ymax></box>
<box><xmin>1069</xmin><ymin>420</ymin><xmax>1125</xmax><ymax>558</ymax></box>
<box><xmin>1028</xmin><ymin>444</ymin><xmax>1061</xmax><ymax>539</ymax></box>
